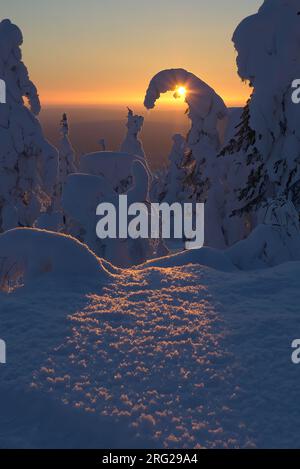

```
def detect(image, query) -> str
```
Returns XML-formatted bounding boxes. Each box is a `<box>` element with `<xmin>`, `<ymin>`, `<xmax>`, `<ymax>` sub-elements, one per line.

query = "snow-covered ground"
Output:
<box><xmin>1</xmin><ymin>258</ymin><xmax>300</xmax><ymax>448</ymax></box>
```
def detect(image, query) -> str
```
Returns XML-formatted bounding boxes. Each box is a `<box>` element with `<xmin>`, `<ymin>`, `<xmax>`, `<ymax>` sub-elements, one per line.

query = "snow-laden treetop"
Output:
<box><xmin>234</xmin><ymin>0</ymin><xmax>300</xmax><ymax>83</ymax></box>
<box><xmin>0</xmin><ymin>18</ymin><xmax>40</xmax><ymax>114</ymax></box>
<box><xmin>144</xmin><ymin>68</ymin><xmax>227</xmax><ymax>124</ymax></box>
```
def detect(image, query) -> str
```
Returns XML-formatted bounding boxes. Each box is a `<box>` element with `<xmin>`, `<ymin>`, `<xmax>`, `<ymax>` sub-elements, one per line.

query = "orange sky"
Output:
<box><xmin>2</xmin><ymin>0</ymin><xmax>261</xmax><ymax>108</ymax></box>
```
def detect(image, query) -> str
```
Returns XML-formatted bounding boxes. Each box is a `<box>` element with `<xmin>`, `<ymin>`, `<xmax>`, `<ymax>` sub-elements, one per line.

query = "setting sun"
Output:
<box><xmin>173</xmin><ymin>86</ymin><xmax>187</xmax><ymax>100</ymax></box>
<box><xmin>177</xmin><ymin>86</ymin><xmax>186</xmax><ymax>96</ymax></box>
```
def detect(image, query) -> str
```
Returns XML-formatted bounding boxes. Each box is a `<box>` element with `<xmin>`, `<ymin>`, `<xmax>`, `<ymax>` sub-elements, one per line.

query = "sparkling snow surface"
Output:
<box><xmin>1</xmin><ymin>261</ymin><xmax>300</xmax><ymax>448</ymax></box>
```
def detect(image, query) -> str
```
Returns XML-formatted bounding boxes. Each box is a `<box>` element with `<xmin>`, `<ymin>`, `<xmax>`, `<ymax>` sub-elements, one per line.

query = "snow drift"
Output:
<box><xmin>0</xmin><ymin>228</ymin><xmax>110</xmax><ymax>291</ymax></box>
<box><xmin>63</xmin><ymin>160</ymin><xmax>154</xmax><ymax>267</ymax></box>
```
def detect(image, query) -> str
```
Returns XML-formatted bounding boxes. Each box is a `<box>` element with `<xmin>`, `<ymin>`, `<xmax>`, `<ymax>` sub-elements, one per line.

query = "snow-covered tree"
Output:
<box><xmin>63</xmin><ymin>160</ymin><xmax>155</xmax><ymax>267</ymax></box>
<box><xmin>34</xmin><ymin>113</ymin><xmax>74</xmax><ymax>233</ymax></box>
<box><xmin>58</xmin><ymin>113</ymin><xmax>76</xmax><ymax>193</ymax></box>
<box><xmin>144</xmin><ymin>68</ymin><xmax>228</xmax><ymax>248</ymax></box>
<box><xmin>0</xmin><ymin>19</ymin><xmax>58</xmax><ymax>232</ymax></box>
<box><xmin>120</xmin><ymin>108</ymin><xmax>145</xmax><ymax>158</ymax></box>
<box><xmin>0</xmin><ymin>227</ymin><xmax>109</xmax><ymax>292</ymax></box>
<box><xmin>227</xmin><ymin>196</ymin><xmax>300</xmax><ymax>269</ymax></box>
<box><xmin>126</xmin><ymin>160</ymin><xmax>155</xmax><ymax>265</ymax></box>
<box><xmin>150</xmin><ymin>167</ymin><xmax>168</xmax><ymax>203</ymax></box>
<box><xmin>221</xmin><ymin>0</ymin><xmax>300</xmax><ymax>244</ymax></box>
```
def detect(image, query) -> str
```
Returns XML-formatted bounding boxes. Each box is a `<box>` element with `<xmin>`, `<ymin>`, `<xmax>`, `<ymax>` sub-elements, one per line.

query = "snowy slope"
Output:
<box><xmin>1</xmin><ymin>258</ymin><xmax>300</xmax><ymax>448</ymax></box>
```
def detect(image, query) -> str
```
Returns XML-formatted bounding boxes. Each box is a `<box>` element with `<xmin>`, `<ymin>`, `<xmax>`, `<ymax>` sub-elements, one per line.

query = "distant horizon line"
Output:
<box><xmin>37</xmin><ymin>91</ymin><xmax>247</xmax><ymax>110</ymax></box>
<box><xmin>39</xmin><ymin>100</ymin><xmax>246</xmax><ymax>109</ymax></box>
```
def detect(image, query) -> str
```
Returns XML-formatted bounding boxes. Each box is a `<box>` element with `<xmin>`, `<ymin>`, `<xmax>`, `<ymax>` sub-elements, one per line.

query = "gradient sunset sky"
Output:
<box><xmin>1</xmin><ymin>0</ymin><xmax>262</xmax><ymax>107</ymax></box>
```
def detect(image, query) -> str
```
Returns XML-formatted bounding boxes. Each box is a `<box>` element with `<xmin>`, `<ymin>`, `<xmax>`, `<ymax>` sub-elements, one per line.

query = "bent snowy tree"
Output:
<box><xmin>0</xmin><ymin>19</ymin><xmax>58</xmax><ymax>232</ymax></box>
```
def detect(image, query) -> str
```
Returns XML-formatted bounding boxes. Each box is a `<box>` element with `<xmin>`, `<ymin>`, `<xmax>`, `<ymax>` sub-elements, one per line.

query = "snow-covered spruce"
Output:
<box><xmin>144</xmin><ymin>68</ymin><xmax>228</xmax><ymax>248</ymax></box>
<box><xmin>0</xmin><ymin>228</ymin><xmax>110</xmax><ymax>292</ymax></box>
<box><xmin>221</xmin><ymin>0</ymin><xmax>300</xmax><ymax>244</ymax></box>
<box><xmin>76</xmin><ymin>145</ymin><xmax>154</xmax><ymax>265</ymax></box>
<box><xmin>0</xmin><ymin>19</ymin><xmax>58</xmax><ymax>232</ymax></box>
<box><xmin>58</xmin><ymin>113</ymin><xmax>76</xmax><ymax>194</ymax></box>
<box><xmin>120</xmin><ymin>108</ymin><xmax>145</xmax><ymax>159</ymax></box>
<box><xmin>149</xmin><ymin>167</ymin><xmax>168</xmax><ymax>203</ymax></box>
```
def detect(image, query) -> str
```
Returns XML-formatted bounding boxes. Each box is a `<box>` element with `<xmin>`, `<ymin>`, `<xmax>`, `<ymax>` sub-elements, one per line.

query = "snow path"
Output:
<box><xmin>1</xmin><ymin>262</ymin><xmax>300</xmax><ymax>448</ymax></box>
